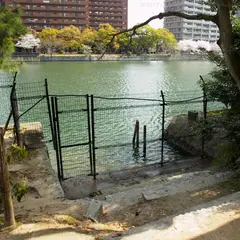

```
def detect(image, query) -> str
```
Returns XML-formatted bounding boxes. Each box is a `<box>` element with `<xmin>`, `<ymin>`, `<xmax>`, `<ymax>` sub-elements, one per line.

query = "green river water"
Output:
<box><xmin>1</xmin><ymin>61</ymin><xmax>216</xmax><ymax>177</ymax></box>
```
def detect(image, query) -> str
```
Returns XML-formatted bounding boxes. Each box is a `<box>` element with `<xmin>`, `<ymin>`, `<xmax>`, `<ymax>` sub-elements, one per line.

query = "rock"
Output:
<box><xmin>188</xmin><ymin>111</ymin><xmax>198</xmax><ymax>122</ymax></box>
<box><xmin>85</xmin><ymin>200</ymin><xmax>103</xmax><ymax>223</ymax></box>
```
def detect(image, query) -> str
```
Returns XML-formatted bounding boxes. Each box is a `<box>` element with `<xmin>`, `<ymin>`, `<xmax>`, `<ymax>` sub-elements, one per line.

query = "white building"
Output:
<box><xmin>164</xmin><ymin>0</ymin><xmax>219</xmax><ymax>42</ymax></box>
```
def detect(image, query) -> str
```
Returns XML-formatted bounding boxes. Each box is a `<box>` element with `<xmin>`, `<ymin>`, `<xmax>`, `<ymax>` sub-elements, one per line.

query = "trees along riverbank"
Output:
<box><xmin>38</xmin><ymin>24</ymin><xmax>177</xmax><ymax>55</ymax></box>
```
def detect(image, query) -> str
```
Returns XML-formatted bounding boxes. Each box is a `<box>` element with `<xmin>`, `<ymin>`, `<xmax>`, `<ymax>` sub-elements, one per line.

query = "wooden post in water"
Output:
<box><xmin>132</xmin><ymin>120</ymin><xmax>139</xmax><ymax>149</ymax></box>
<box><xmin>0</xmin><ymin>128</ymin><xmax>16</xmax><ymax>227</ymax></box>
<box><xmin>136</xmin><ymin>120</ymin><xmax>139</xmax><ymax>149</ymax></box>
<box><xmin>143</xmin><ymin>125</ymin><xmax>147</xmax><ymax>158</ymax></box>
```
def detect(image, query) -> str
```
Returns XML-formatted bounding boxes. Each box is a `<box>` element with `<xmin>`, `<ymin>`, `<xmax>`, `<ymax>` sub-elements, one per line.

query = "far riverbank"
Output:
<box><xmin>12</xmin><ymin>52</ymin><xmax>206</xmax><ymax>62</ymax></box>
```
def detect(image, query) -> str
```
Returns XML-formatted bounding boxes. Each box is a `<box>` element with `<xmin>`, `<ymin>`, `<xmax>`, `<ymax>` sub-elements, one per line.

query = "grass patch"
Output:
<box><xmin>6</xmin><ymin>144</ymin><xmax>28</xmax><ymax>164</ymax></box>
<box><xmin>0</xmin><ymin>221</ymin><xmax>22</xmax><ymax>232</ymax></box>
<box><xmin>207</xmin><ymin>109</ymin><xmax>228</xmax><ymax>117</ymax></box>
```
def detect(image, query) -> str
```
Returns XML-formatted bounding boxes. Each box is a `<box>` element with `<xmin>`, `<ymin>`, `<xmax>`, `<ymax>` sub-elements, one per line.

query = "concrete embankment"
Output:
<box><xmin>13</xmin><ymin>53</ymin><xmax>206</xmax><ymax>62</ymax></box>
<box><xmin>165</xmin><ymin>115</ymin><xmax>227</xmax><ymax>158</ymax></box>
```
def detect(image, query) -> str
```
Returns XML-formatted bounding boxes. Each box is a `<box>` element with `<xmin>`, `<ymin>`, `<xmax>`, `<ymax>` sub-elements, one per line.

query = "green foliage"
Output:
<box><xmin>200</xmin><ymin>18</ymin><xmax>240</xmax><ymax>108</ymax></box>
<box><xmin>12</xmin><ymin>178</ymin><xmax>28</xmax><ymax>202</ymax></box>
<box><xmin>59</xmin><ymin>49</ymin><xmax>65</xmax><ymax>54</ymax></box>
<box><xmin>122</xmin><ymin>25</ymin><xmax>177</xmax><ymax>54</ymax></box>
<box><xmin>94</xmin><ymin>23</ymin><xmax>119</xmax><ymax>53</ymax></box>
<box><xmin>38</xmin><ymin>28</ymin><xmax>62</xmax><ymax>55</ymax></box>
<box><xmin>78</xmin><ymin>44</ymin><xmax>92</xmax><ymax>54</ymax></box>
<box><xmin>213</xmin><ymin>143</ymin><xmax>240</xmax><ymax>169</ymax></box>
<box><xmin>0</xmin><ymin>7</ymin><xmax>27</xmax><ymax>71</ymax></box>
<box><xmin>223</xmin><ymin>110</ymin><xmax>240</xmax><ymax>143</ymax></box>
<box><xmin>58</xmin><ymin>25</ymin><xmax>81</xmax><ymax>51</ymax></box>
<box><xmin>6</xmin><ymin>144</ymin><xmax>28</xmax><ymax>164</ymax></box>
<box><xmin>38</xmin><ymin>24</ymin><xmax>177</xmax><ymax>55</ymax></box>
<box><xmin>200</xmin><ymin>56</ymin><xmax>240</xmax><ymax>108</ymax></box>
<box><xmin>195</xmin><ymin>119</ymin><xmax>215</xmax><ymax>141</ymax></box>
<box><xmin>232</xmin><ymin>17</ymin><xmax>240</xmax><ymax>56</ymax></box>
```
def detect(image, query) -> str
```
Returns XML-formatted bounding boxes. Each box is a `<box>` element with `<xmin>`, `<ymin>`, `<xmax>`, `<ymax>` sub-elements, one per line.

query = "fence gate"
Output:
<box><xmin>50</xmin><ymin>95</ymin><xmax>94</xmax><ymax>180</ymax></box>
<box><xmin>91</xmin><ymin>95</ymin><xmax>165</xmax><ymax>175</ymax></box>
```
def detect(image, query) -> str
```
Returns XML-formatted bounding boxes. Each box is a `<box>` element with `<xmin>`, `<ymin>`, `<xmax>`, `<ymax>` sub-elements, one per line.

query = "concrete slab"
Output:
<box><xmin>105</xmin><ymin>191</ymin><xmax>240</xmax><ymax>240</ymax></box>
<box><xmin>85</xmin><ymin>200</ymin><xmax>103</xmax><ymax>222</ymax></box>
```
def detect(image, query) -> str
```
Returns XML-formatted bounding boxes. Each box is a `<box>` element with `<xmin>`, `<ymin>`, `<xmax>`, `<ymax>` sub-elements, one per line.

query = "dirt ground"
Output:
<box><xmin>1</xmin><ymin>178</ymin><xmax>240</xmax><ymax>240</ymax></box>
<box><xmin>1</xmin><ymin>134</ymin><xmax>240</xmax><ymax>239</ymax></box>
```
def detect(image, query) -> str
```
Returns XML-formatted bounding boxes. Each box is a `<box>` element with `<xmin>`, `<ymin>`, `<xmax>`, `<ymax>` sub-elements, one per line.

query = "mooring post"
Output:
<box><xmin>136</xmin><ymin>120</ymin><xmax>139</xmax><ymax>149</ymax></box>
<box><xmin>161</xmin><ymin>91</ymin><xmax>165</xmax><ymax>167</ymax></box>
<box><xmin>143</xmin><ymin>125</ymin><xmax>147</xmax><ymax>158</ymax></box>
<box><xmin>132</xmin><ymin>120</ymin><xmax>139</xmax><ymax>148</ymax></box>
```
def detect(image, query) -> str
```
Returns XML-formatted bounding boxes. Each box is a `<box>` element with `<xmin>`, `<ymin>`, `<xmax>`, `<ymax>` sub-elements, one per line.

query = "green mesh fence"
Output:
<box><xmin>0</xmin><ymin>72</ymin><xmax>12</xmax><ymax>125</ymax></box>
<box><xmin>5</xmin><ymin>78</ymin><xmax>226</xmax><ymax>179</ymax></box>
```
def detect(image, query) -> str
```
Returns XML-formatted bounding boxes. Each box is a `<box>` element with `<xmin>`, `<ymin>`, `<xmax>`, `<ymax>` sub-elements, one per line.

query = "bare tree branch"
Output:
<box><xmin>98</xmin><ymin>11</ymin><xmax>218</xmax><ymax>60</ymax></box>
<box><xmin>114</xmin><ymin>11</ymin><xmax>218</xmax><ymax>38</ymax></box>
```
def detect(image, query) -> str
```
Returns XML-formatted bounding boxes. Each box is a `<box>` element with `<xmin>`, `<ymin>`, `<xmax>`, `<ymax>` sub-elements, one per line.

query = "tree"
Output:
<box><xmin>201</xmin><ymin>19</ymin><xmax>240</xmax><ymax>108</ymax></box>
<box><xmin>178</xmin><ymin>40</ymin><xmax>221</xmax><ymax>53</ymax></box>
<box><xmin>131</xmin><ymin>25</ymin><xmax>157</xmax><ymax>54</ymax></box>
<box><xmin>0</xmin><ymin>128</ymin><xmax>15</xmax><ymax>227</ymax></box>
<box><xmin>58</xmin><ymin>25</ymin><xmax>81</xmax><ymax>52</ymax></box>
<box><xmin>155</xmin><ymin>28</ymin><xmax>177</xmax><ymax>53</ymax></box>
<box><xmin>202</xmin><ymin>52</ymin><xmax>240</xmax><ymax>108</ymax></box>
<box><xmin>95</xmin><ymin>23</ymin><xmax>119</xmax><ymax>53</ymax></box>
<box><xmin>38</xmin><ymin>28</ymin><xmax>61</xmax><ymax>56</ymax></box>
<box><xmin>15</xmin><ymin>34</ymin><xmax>40</xmax><ymax>52</ymax></box>
<box><xmin>0</xmin><ymin>7</ymin><xmax>27</xmax><ymax>70</ymax></box>
<box><xmin>111</xmin><ymin>0</ymin><xmax>240</xmax><ymax>90</ymax></box>
<box><xmin>80</xmin><ymin>28</ymin><xmax>97</xmax><ymax>52</ymax></box>
<box><xmin>116</xmin><ymin>25</ymin><xmax>177</xmax><ymax>54</ymax></box>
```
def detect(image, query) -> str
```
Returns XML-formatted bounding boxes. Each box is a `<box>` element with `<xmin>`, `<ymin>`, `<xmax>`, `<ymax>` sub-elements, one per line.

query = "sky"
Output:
<box><xmin>128</xmin><ymin>0</ymin><xmax>164</xmax><ymax>29</ymax></box>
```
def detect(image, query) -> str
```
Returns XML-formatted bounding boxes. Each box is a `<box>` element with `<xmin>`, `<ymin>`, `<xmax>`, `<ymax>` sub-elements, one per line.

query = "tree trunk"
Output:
<box><xmin>217</xmin><ymin>0</ymin><xmax>240</xmax><ymax>90</ymax></box>
<box><xmin>0</xmin><ymin>128</ymin><xmax>16</xmax><ymax>227</ymax></box>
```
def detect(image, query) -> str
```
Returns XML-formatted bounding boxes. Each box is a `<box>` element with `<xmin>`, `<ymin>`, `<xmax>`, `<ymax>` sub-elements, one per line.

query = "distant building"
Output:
<box><xmin>164</xmin><ymin>0</ymin><xmax>219</xmax><ymax>42</ymax></box>
<box><xmin>0</xmin><ymin>0</ymin><xmax>128</xmax><ymax>31</ymax></box>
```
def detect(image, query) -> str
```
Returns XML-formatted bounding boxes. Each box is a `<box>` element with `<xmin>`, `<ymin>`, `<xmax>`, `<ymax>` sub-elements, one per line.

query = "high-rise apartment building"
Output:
<box><xmin>164</xmin><ymin>0</ymin><xmax>219</xmax><ymax>42</ymax></box>
<box><xmin>0</xmin><ymin>0</ymin><xmax>128</xmax><ymax>31</ymax></box>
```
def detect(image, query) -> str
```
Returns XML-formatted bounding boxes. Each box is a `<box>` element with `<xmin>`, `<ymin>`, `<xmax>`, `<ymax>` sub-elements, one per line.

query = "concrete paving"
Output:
<box><xmin>105</xmin><ymin>191</ymin><xmax>240</xmax><ymax>240</ymax></box>
<box><xmin>7</xmin><ymin>191</ymin><xmax>240</xmax><ymax>240</ymax></box>
<box><xmin>27</xmin><ymin>232</ymin><xmax>94</xmax><ymax>240</ymax></box>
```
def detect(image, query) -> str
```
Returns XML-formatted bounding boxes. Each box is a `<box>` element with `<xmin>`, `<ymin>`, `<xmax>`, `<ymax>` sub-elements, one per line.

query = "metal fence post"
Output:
<box><xmin>200</xmin><ymin>75</ymin><xmax>207</xmax><ymax>158</ymax></box>
<box><xmin>161</xmin><ymin>90</ymin><xmax>165</xmax><ymax>167</ymax></box>
<box><xmin>51</xmin><ymin>97</ymin><xmax>62</xmax><ymax>181</ymax></box>
<box><xmin>54</xmin><ymin>97</ymin><xmax>64</xmax><ymax>180</ymax></box>
<box><xmin>90</xmin><ymin>95</ymin><xmax>97</xmax><ymax>180</ymax></box>
<box><xmin>45</xmin><ymin>78</ymin><xmax>55</xmax><ymax>149</ymax></box>
<box><xmin>86</xmin><ymin>94</ymin><xmax>93</xmax><ymax>176</ymax></box>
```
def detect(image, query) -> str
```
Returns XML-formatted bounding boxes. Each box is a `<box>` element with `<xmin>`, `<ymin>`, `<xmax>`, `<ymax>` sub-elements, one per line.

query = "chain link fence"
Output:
<box><xmin>0</xmin><ymin>74</ymin><xmax>225</xmax><ymax>180</ymax></box>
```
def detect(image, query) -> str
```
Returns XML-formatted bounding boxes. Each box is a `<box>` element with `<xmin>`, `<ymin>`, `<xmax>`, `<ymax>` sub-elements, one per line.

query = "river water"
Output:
<box><xmin>1</xmin><ymin>61</ymin><xmax>215</xmax><ymax>176</ymax></box>
<box><xmin>17</xmin><ymin>61</ymin><xmax>214</xmax><ymax>95</ymax></box>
